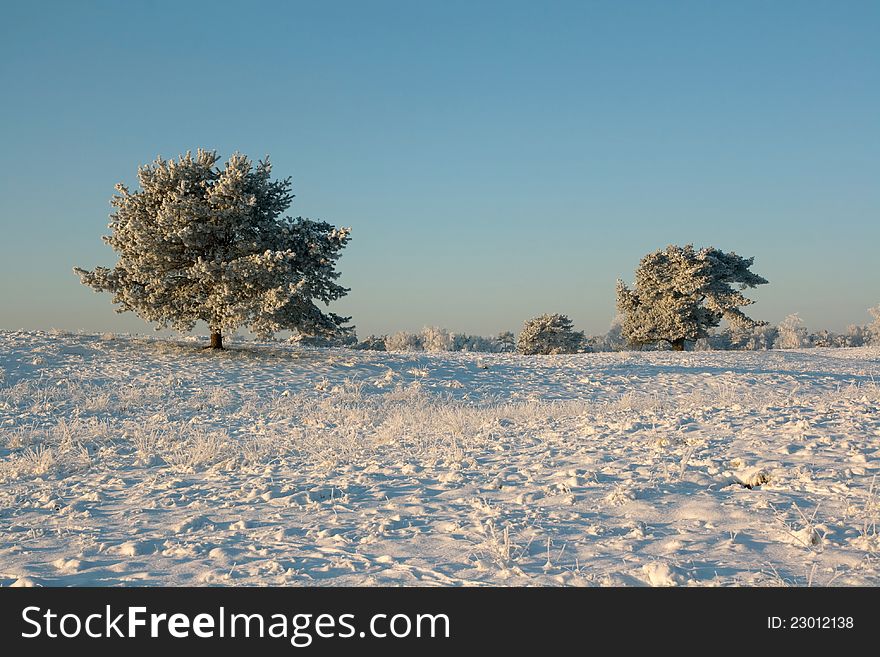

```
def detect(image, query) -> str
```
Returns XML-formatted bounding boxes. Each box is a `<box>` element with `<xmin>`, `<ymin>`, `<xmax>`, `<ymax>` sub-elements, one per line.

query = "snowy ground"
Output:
<box><xmin>1</xmin><ymin>330</ymin><xmax>879</xmax><ymax>586</ymax></box>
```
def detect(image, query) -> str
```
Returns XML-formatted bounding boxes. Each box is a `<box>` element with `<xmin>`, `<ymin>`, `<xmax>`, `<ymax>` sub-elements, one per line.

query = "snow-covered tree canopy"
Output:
<box><xmin>616</xmin><ymin>244</ymin><xmax>768</xmax><ymax>350</ymax></box>
<box><xmin>75</xmin><ymin>150</ymin><xmax>351</xmax><ymax>348</ymax></box>
<box><xmin>517</xmin><ymin>314</ymin><xmax>585</xmax><ymax>355</ymax></box>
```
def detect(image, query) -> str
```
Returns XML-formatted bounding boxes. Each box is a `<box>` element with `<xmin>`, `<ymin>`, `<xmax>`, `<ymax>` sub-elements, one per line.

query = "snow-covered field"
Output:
<box><xmin>1</xmin><ymin>330</ymin><xmax>879</xmax><ymax>586</ymax></box>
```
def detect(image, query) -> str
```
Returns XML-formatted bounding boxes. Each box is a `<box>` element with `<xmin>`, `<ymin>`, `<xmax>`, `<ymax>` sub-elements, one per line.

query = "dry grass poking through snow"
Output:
<box><xmin>1</xmin><ymin>330</ymin><xmax>879</xmax><ymax>586</ymax></box>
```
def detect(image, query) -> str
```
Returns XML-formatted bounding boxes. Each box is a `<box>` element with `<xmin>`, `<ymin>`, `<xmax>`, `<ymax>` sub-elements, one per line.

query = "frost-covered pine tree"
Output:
<box><xmin>516</xmin><ymin>314</ymin><xmax>585</xmax><ymax>355</ymax></box>
<box><xmin>74</xmin><ymin>150</ymin><xmax>351</xmax><ymax>349</ymax></box>
<box><xmin>868</xmin><ymin>304</ymin><xmax>880</xmax><ymax>346</ymax></box>
<box><xmin>616</xmin><ymin>244</ymin><xmax>768</xmax><ymax>351</ymax></box>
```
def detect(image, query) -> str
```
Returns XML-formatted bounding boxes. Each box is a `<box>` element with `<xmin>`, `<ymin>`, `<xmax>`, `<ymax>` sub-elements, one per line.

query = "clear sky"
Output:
<box><xmin>1</xmin><ymin>0</ymin><xmax>878</xmax><ymax>338</ymax></box>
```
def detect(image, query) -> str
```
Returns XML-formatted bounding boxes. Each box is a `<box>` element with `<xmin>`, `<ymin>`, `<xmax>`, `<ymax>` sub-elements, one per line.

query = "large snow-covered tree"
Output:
<box><xmin>616</xmin><ymin>244</ymin><xmax>768</xmax><ymax>351</ymax></box>
<box><xmin>75</xmin><ymin>150</ymin><xmax>351</xmax><ymax>349</ymax></box>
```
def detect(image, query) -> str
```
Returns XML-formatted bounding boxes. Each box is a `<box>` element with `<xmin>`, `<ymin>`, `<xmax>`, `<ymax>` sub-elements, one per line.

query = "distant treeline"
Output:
<box><xmin>290</xmin><ymin>307</ymin><xmax>880</xmax><ymax>354</ymax></box>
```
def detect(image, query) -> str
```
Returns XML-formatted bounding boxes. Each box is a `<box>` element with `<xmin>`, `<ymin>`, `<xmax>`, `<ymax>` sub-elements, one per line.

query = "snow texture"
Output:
<box><xmin>1</xmin><ymin>330</ymin><xmax>879</xmax><ymax>587</ymax></box>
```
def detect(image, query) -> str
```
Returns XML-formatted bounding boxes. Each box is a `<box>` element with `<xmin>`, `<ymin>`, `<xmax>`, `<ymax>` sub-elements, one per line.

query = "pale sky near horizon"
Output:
<box><xmin>1</xmin><ymin>0</ymin><xmax>878</xmax><ymax>338</ymax></box>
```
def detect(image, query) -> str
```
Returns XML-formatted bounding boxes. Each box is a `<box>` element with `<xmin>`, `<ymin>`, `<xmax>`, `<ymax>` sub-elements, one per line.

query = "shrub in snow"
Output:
<box><xmin>74</xmin><ymin>149</ymin><xmax>351</xmax><ymax>349</ymax></box>
<box><xmin>587</xmin><ymin>316</ymin><xmax>628</xmax><ymax>352</ymax></box>
<box><xmin>745</xmin><ymin>325</ymin><xmax>777</xmax><ymax>350</ymax></box>
<box><xmin>384</xmin><ymin>331</ymin><xmax>425</xmax><ymax>352</ymax></box>
<box><xmin>453</xmin><ymin>333</ymin><xmax>511</xmax><ymax>352</ymax></box>
<box><xmin>382</xmin><ymin>328</ymin><xmax>513</xmax><ymax>353</ymax></box>
<box><xmin>720</xmin><ymin>324</ymin><xmax>777</xmax><ymax>351</ymax></box>
<box><xmin>744</xmin><ymin>331</ymin><xmax>775</xmax><ymax>350</ymax></box>
<box><xmin>869</xmin><ymin>305</ymin><xmax>880</xmax><ymax>345</ymax></box>
<box><xmin>353</xmin><ymin>335</ymin><xmax>387</xmax><ymax>351</ymax></box>
<box><xmin>616</xmin><ymin>244</ymin><xmax>768</xmax><ymax>351</ymax></box>
<box><xmin>452</xmin><ymin>334</ymin><xmax>484</xmax><ymax>352</ymax></box>
<box><xmin>516</xmin><ymin>314</ymin><xmax>585</xmax><ymax>355</ymax></box>
<box><xmin>421</xmin><ymin>326</ymin><xmax>455</xmax><ymax>352</ymax></box>
<box><xmin>805</xmin><ymin>324</ymin><xmax>866</xmax><ymax>348</ymax></box>
<box><xmin>289</xmin><ymin>331</ymin><xmax>358</xmax><ymax>348</ymax></box>
<box><xmin>809</xmin><ymin>330</ymin><xmax>830</xmax><ymax>347</ymax></box>
<box><xmin>774</xmin><ymin>313</ymin><xmax>808</xmax><ymax>349</ymax></box>
<box><xmin>844</xmin><ymin>324</ymin><xmax>870</xmax><ymax>347</ymax></box>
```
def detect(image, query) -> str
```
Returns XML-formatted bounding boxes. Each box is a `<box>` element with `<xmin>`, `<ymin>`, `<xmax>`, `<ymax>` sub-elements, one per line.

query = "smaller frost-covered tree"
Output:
<box><xmin>617</xmin><ymin>244</ymin><xmax>768</xmax><ymax>351</ymax></box>
<box><xmin>774</xmin><ymin>313</ymin><xmax>808</xmax><ymax>349</ymax></box>
<box><xmin>382</xmin><ymin>328</ymin><xmax>515</xmax><ymax>353</ymax></box>
<box><xmin>868</xmin><ymin>304</ymin><xmax>880</xmax><ymax>345</ymax></box>
<box><xmin>495</xmin><ymin>331</ymin><xmax>516</xmax><ymax>352</ymax></box>
<box><xmin>75</xmin><ymin>149</ymin><xmax>351</xmax><ymax>349</ymax></box>
<box><xmin>516</xmin><ymin>314</ymin><xmax>585</xmax><ymax>355</ymax></box>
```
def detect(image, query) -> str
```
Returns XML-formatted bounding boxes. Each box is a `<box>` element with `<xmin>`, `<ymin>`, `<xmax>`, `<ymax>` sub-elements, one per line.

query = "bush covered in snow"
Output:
<box><xmin>686</xmin><ymin>315</ymin><xmax>877</xmax><ymax>352</ymax></box>
<box><xmin>384</xmin><ymin>331</ymin><xmax>426</xmax><ymax>352</ymax></box>
<box><xmin>843</xmin><ymin>324</ymin><xmax>871</xmax><ymax>347</ymax></box>
<box><xmin>353</xmin><ymin>335</ymin><xmax>387</xmax><ymax>351</ymax></box>
<box><xmin>421</xmin><ymin>326</ymin><xmax>455</xmax><ymax>352</ymax></box>
<box><xmin>722</xmin><ymin>324</ymin><xmax>778</xmax><ymax>351</ymax></box>
<box><xmin>516</xmin><ymin>314</ymin><xmax>585</xmax><ymax>355</ymax></box>
<box><xmin>774</xmin><ymin>314</ymin><xmax>809</xmax><ymax>349</ymax></box>
<box><xmin>495</xmin><ymin>331</ymin><xmax>516</xmax><ymax>352</ymax></box>
<box><xmin>289</xmin><ymin>331</ymin><xmax>358</xmax><ymax>348</ymax></box>
<box><xmin>453</xmin><ymin>332</ymin><xmax>513</xmax><ymax>353</ymax></box>
<box><xmin>616</xmin><ymin>244</ymin><xmax>768</xmax><ymax>351</ymax></box>
<box><xmin>379</xmin><ymin>328</ymin><xmax>514</xmax><ymax>353</ymax></box>
<box><xmin>293</xmin><ymin>301</ymin><xmax>880</xmax><ymax>355</ymax></box>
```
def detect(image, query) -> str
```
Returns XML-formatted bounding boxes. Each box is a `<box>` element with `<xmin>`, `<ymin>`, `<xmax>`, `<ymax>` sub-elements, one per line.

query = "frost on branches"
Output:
<box><xmin>774</xmin><ymin>313</ymin><xmax>808</xmax><ymax>349</ymax></box>
<box><xmin>616</xmin><ymin>244</ymin><xmax>768</xmax><ymax>351</ymax></box>
<box><xmin>74</xmin><ymin>150</ymin><xmax>351</xmax><ymax>349</ymax></box>
<box><xmin>516</xmin><ymin>314</ymin><xmax>585</xmax><ymax>355</ymax></box>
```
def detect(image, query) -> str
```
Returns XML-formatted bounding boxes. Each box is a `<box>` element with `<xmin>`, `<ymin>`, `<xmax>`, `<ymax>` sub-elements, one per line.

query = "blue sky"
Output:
<box><xmin>1</xmin><ymin>0</ymin><xmax>878</xmax><ymax>337</ymax></box>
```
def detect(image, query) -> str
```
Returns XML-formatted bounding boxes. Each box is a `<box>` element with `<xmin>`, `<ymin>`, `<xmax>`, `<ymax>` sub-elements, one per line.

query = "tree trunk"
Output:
<box><xmin>670</xmin><ymin>338</ymin><xmax>685</xmax><ymax>351</ymax></box>
<box><xmin>210</xmin><ymin>329</ymin><xmax>224</xmax><ymax>350</ymax></box>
